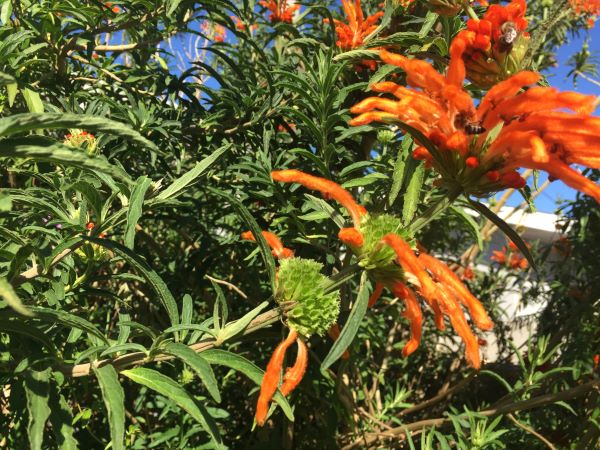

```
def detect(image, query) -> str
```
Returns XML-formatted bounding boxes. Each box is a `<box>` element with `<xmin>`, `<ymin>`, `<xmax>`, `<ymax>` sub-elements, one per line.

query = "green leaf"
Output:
<box><xmin>450</xmin><ymin>206</ymin><xmax>483</xmax><ymax>250</ymax></box>
<box><xmin>208</xmin><ymin>188</ymin><xmax>277</xmax><ymax>291</ymax></box>
<box><xmin>0</xmin><ymin>319</ymin><xmax>59</xmax><ymax>355</ymax></box>
<box><xmin>321</xmin><ymin>273</ymin><xmax>369</xmax><ymax>372</ymax></box>
<box><xmin>218</xmin><ymin>301</ymin><xmax>269</xmax><ymax>343</ymax></box>
<box><xmin>180</xmin><ymin>294</ymin><xmax>193</xmax><ymax>341</ymax></box>
<box><xmin>86</xmin><ymin>237</ymin><xmax>179</xmax><ymax>326</ymax></box>
<box><xmin>163</xmin><ymin>342</ymin><xmax>221</xmax><ymax>403</ymax></box>
<box><xmin>22</xmin><ymin>88</ymin><xmax>44</xmax><ymax>113</ymax></box>
<box><xmin>28</xmin><ymin>306</ymin><xmax>108</xmax><ymax>344</ymax></box>
<box><xmin>402</xmin><ymin>161</ymin><xmax>425</xmax><ymax>225</ymax></box>
<box><xmin>201</xmin><ymin>349</ymin><xmax>294</xmax><ymax>421</ymax></box>
<box><xmin>24</xmin><ymin>369</ymin><xmax>52</xmax><ymax>450</ymax></box>
<box><xmin>0</xmin><ymin>276</ymin><xmax>33</xmax><ymax>316</ymax></box>
<box><xmin>0</xmin><ymin>113</ymin><xmax>158</xmax><ymax>152</ymax></box>
<box><xmin>389</xmin><ymin>136</ymin><xmax>412</xmax><ymax>207</ymax></box>
<box><xmin>157</xmin><ymin>144</ymin><xmax>231</xmax><ymax>200</ymax></box>
<box><xmin>121</xmin><ymin>368</ymin><xmax>224</xmax><ymax>447</ymax></box>
<box><xmin>48</xmin><ymin>385</ymin><xmax>78</xmax><ymax>450</ymax></box>
<box><xmin>6</xmin><ymin>83</ymin><xmax>18</xmax><ymax>107</ymax></box>
<box><xmin>0</xmin><ymin>137</ymin><xmax>132</xmax><ymax>184</ymax></box>
<box><xmin>124</xmin><ymin>176</ymin><xmax>151</xmax><ymax>249</ymax></box>
<box><xmin>467</xmin><ymin>199</ymin><xmax>536</xmax><ymax>269</ymax></box>
<box><xmin>93</xmin><ymin>365</ymin><xmax>125</xmax><ymax>450</ymax></box>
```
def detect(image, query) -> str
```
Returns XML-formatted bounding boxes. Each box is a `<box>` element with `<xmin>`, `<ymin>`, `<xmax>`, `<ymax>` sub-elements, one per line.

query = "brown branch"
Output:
<box><xmin>13</xmin><ymin>244</ymin><xmax>83</xmax><ymax>286</ymax></box>
<box><xmin>507</xmin><ymin>413</ymin><xmax>557</xmax><ymax>450</ymax></box>
<box><xmin>205</xmin><ymin>274</ymin><xmax>248</xmax><ymax>300</ymax></box>
<box><xmin>59</xmin><ymin>304</ymin><xmax>290</xmax><ymax>377</ymax></box>
<box><xmin>342</xmin><ymin>378</ymin><xmax>600</xmax><ymax>449</ymax></box>
<box><xmin>396</xmin><ymin>372</ymin><xmax>476</xmax><ymax>418</ymax></box>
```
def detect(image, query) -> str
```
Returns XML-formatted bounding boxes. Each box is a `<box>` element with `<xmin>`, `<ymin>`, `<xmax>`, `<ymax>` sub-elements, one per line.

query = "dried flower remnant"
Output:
<box><xmin>272</xmin><ymin>170</ymin><xmax>491</xmax><ymax>367</ymax></box>
<box><xmin>259</xmin><ymin>0</ymin><xmax>300</xmax><ymax>24</ymax></box>
<box><xmin>350</xmin><ymin>49</ymin><xmax>600</xmax><ymax>203</ymax></box>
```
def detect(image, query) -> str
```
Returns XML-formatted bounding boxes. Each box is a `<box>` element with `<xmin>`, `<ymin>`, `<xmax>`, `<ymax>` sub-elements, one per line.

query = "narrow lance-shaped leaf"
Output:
<box><xmin>467</xmin><ymin>199</ymin><xmax>536</xmax><ymax>269</ymax></box>
<box><xmin>121</xmin><ymin>368</ymin><xmax>224</xmax><ymax>448</ymax></box>
<box><xmin>321</xmin><ymin>273</ymin><xmax>369</xmax><ymax>372</ymax></box>
<box><xmin>0</xmin><ymin>137</ymin><xmax>132</xmax><ymax>184</ymax></box>
<box><xmin>0</xmin><ymin>276</ymin><xmax>33</xmax><ymax>316</ymax></box>
<box><xmin>93</xmin><ymin>364</ymin><xmax>125</xmax><ymax>450</ymax></box>
<box><xmin>124</xmin><ymin>176</ymin><xmax>152</xmax><ymax>249</ymax></box>
<box><xmin>23</xmin><ymin>369</ymin><xmax>52</xmax><ymax>450</ymax></box>
<box><xmin>48</xmin><ymin>384</ymin><xmax>79</xmax><ymax>450</ymax></box>
<box><xmin>402</xmin><ymin>161</ymin><xmax>425</xmax><ymax>226</ymax></box>
<box><xmin>157</xmin><ymin>143</ymin><xmax>231</xmax><ymax>200</ymax></box>
<box><xmin>86</xmin><ymin>237</ymin><xmax>179</xmax><ymax>326</ymax></box>
<box><xmin>162</xmin><ymin>342</ymin><xmax>221</xmax><ymax>403</ymax></box>
<box><xmin>208</xmin><ymin>188</ymin><xmax>277</xmax><ymax>291</ymax></box>
<box><xmin>201</xmin><ymin>349</ymin><xmax>294</xmax><ymax>421</ymax></box>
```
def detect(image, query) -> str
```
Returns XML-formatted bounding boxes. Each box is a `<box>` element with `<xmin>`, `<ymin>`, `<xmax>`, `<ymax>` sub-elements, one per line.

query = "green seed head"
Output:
<box><xmin>358</xmin><ymin>214</ymin><xmax>407</xmax><ymax>284</ymax></box>
<box><xmin>275</xmin><ymin>258</ymin><xmax>340</xmax><ymax>338</ymax></box>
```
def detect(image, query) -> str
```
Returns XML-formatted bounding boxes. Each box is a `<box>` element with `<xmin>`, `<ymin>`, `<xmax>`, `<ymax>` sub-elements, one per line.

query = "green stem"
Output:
<box><xmin>408</xmin><ymin>186</ymin><xmax>463</xmax><ymax>234</ymax></box>
<box><xmin>463</xmin><ymin>3</ymin><xmax>479</xmax><ymax>21</ymax></box>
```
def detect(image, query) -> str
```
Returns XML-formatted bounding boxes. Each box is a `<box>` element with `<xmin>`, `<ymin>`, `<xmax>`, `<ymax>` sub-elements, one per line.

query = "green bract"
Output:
<box><xmin>275</xmin><ymin>258</ymin><xmax>340</xmax><ymax>338</ymax></box>
<box><xmin>357</xmin><ymin>214</ymin><xmax>407</xmax><ymax>284</ymax></box>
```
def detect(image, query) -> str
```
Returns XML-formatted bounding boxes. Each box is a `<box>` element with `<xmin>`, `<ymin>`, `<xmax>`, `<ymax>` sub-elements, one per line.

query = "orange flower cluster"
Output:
<box><xmin>325</xmin><ymin>0</ymin><xmax>384</xmax><ymax>50</ymax></box>
<box><xmin>491</xmin><ymin>241</ymin><xmax>528</xmax><ymax>270</ymax></box>
<box><xmin>200</xmin><ymin>22</ymin><xmax>227</xmax><ymax>42</ymax></box>
<box><xmin>259</xmin><ymin>0</ymin><xmax>300</xmax><ymax>24</ymax></box>
<box><xmin>255</xmin><ymin>328</ymin><xmax>307</xmax><ymax>426</ymax></box>
<box><xmin>349</xmin><ymin>48</ymin><xmax>600</xmax><ymax>202</ymax></box>
<box><xmin>569</xmin><ymin>0</ymin><xmax>600</xmax><ymax>15</ymax></box>
<box><xmin>272</xmin><ymin>169</ymin><xmax>493</xmax><ymax>368</ymax></box>
<box><xmin>241</xmin><ymin>230</ymin><xmax>294</xmax><ymax>259</ymax></box>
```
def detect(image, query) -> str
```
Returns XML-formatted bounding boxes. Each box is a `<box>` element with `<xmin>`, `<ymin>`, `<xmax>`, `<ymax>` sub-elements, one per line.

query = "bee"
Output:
<box><xmin>464</xmin><ymin>121</ymin><xmax>486</xmax><ymax>135</ymax></box>
<box><xmin>498</xmin><ymin>21</ymin><xmax>518</xmax><ymax>53</ymax></box>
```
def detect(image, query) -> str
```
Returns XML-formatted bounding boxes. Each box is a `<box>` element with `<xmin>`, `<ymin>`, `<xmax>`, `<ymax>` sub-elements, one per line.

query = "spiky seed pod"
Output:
<box><xmin>275</xmin><ymin>258</ymin><xmax>340</xmax><ymax>338</ymax></box>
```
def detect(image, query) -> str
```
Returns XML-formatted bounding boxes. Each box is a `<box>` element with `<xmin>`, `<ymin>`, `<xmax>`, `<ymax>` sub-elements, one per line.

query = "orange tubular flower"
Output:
<box><xmin>350</xmin><ymin>48</ymin><xmax>600</xmax><ymax>203</ymax></box>
<box><xmin>418</xmin><ymin>252</ymin><xmax>493</xmax><ymax>331</ymax></box>
<box><xmin>241</xmin><ymin>230</ymin><xmax>294</xmax><ymax>259</ymax></box>
<box><xmin>382</xmin><ymin>234</ymin><xmax>484</xmax><ymax>369</ymax></box>
<box><xmin>569</xmin><ymin>0</ymin><xmax>600</xmax><ymax>16</ymax></box>
<box><xmin>272</xmin><ymin>170</ymin><xmax>367</xmax><ymax>228</ymax></box>
<box><xmin>259</xmin><ymin>0</ymin><xmax>300</xmax><ymax>23</ymax></box>
<box><xmin>324</xmin><ymin>0</ymin><xmax>384</xmax><ymax>50</ymax></box>
<box><xmin>255</xmin><ymin>328</ymin><xmax>298</xmax><ymax>426</ymax></box>
<box><xmin>390</xmin><ymin>282</ymin><xmax>422</xmax><ymax>356</ymax></box>
<box><xmin>281</xmin><ymin>338</ymin><xmax>308</xmax><ymax>396</ymax></box>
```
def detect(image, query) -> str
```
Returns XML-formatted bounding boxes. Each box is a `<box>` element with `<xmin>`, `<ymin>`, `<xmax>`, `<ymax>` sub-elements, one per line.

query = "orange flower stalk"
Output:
<box><xmin>259</xmin><ymin>0</ymin><xmax>300</xmax><ymax>23</ymax></box>
<box><xmin>272</xmin><ymin>170</ymin><xmax>367</xmax><ymax>228</ymax></box>
<box><xmin>255</xmin><ymin>328</ymin><xmax>304</xmax><ymax>426</ymax></box>
<box><xmin>241</xmin><ymin>230</ymin><xmax>294</xmax><ymax>259</ymax></box>
<box><xmin>350</xmin><ymin>48</ymin><xmax>600</xmax><ymax>203</ymax></box>
<box><xmin>324</xmin><ymin>0</ymin><xmax>384</xmax><ymax>50</ymax></box>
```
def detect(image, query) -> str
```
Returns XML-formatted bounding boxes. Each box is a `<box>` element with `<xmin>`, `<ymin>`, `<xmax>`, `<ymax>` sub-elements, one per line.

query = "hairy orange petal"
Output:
<box><xmin>272</xmin><ymin>170</ymin><xmax>366</xmax><ymax>227</ymax></box>
<box><xmin>281</xmin><ymin>338</ymin><xmax>308</xmax><ymax>396</ymax></box>
<box><xmin>477</xmin><ymin>71</ymin><xmax>540</xmax><ymax>121</ymax></box>
<box><xmin>241</xmin><ymin>230</ymin><xmax>294</xmax><ymax>259</ymax></box>
<box><xmin>255</xmin><ymin>328</ymin><xmax>298</xmax><ymax>426</ymax></box>
<box><xmin>368</xmin><ymin>282</ymin><xmax>385</xmax><ymax>307</ymax></box>
<box><xmin>339</xmin><ymin>227</ymin><xmax>364</xmax><ymax>248</ymax></box>
<box><xmin>391</xmin><ymin>282</ymin><xmax>423</xmax><ymax>356</ymax></box>
<box><xmin>418</xmin><ymin>253</ymin><xmax>493</xmax><ymax>331</ymax></box>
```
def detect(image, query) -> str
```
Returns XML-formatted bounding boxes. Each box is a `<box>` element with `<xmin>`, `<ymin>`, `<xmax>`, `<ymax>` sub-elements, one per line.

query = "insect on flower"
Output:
<box><xmin>349</xmin><ymin>47</ymin><xmax>600</xmax><ymax>203</ymax></box>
